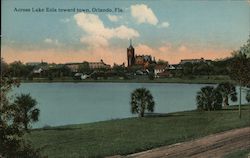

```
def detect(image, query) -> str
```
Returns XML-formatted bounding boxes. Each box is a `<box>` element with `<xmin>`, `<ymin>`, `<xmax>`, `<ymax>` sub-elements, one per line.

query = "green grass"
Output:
<box><xmin>25</xmin><ymin>105</ymin><xmax>250</xmax><ymax>158</ymax></box>
<box><xmin>224</xmin><ymin>148</ymin><xmax>250</xmax><ymax>158</ymax></box>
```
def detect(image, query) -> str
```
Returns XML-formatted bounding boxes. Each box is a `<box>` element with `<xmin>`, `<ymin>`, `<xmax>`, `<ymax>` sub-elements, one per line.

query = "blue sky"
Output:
<box><xmin>2</xmin><ymin>0</ymin><xmax>250</xmax><ymax>64</ymax></box>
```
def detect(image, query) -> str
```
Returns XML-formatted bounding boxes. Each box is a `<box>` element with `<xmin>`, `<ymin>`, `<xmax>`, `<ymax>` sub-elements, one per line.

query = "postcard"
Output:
<box><xmin>1</xmin><ymin>0</ymin><xmax>250</xmax><ymax>158</ymax></box>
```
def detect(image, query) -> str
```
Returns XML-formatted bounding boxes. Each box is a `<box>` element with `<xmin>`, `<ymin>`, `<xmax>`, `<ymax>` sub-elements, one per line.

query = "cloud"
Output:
<box><xmin>113</xmin><ymin>25</ymin><xmax>140</xmax><ymax>39</ymax></box>
<box><xmin>159</xmin><ymin>43</ymin><xmax>172</xmax><ymax>52</ymax></box>
<box><xmin>135</xmin><ymin>44</ymin><xmax>155</xmax><ymax>54</ymax></box>
<box><xmin>178</xmin><ymin>45</ymin><xmax>188</xmax><ymax>52</ymax></box>
<box><xmin>131</xmin><ymin>4</ymin><xmax>158</xmax><ymax>25</ymax></box>
<box><xmin>74</xmin><ymin>13</ymin><xmax>139</xmax><ymax>48</ymax></box>
<box><xmin>74</xmin><ymin>13</ymin><xmax>110</xmax><ymax>37</ymax></box>
<box><xmin>158</xmin><ymin>22</ymin><xmax>170</xmax><ymax>28</ymax></box>
<box><xmin>135</xmin><ymin>44</ymin><xmax>172</xmax><ymax>62</ymax></box>
<box><xmin>60</xmin><ymin>18</ymin><xmax>70</xmax><ymax>23</ymax></box>
<box><xmin>44</xmin><ymin>38</ymin><xmax>60</xmax><ymax>45</ymax></box>
<box><xmin>80</xmin><ymin>36</ymin><xmax>109</xmax><ymax>48</ymax></box>
<box><xmin>44</xmin><ymin>38</ymin><xmax>53</xmax><ymax>43</ymax></box>
<box><xmin>107</xmin><ymin>14</ymin><xmax>121</xmax><ymax>22</ymax></box>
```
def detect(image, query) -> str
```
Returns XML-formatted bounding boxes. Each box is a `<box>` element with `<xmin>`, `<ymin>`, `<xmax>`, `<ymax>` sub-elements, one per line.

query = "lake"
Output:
<box><xmin>12</xmin><ymin>82</ymin><xmax>247</xmax><ymax>128</ymax></box>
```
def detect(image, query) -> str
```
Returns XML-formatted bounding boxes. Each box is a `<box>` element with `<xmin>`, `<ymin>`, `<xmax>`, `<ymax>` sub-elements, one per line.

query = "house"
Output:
<box><xmin>154</xmin><ymin>64</ymin><xmax>168</xmax><ymax>77</ymax></box>
<box><xmin>32</xmin><ymin>65</ymin><xmax>49</xmax><ymax>77</ymax></box>
<box><xmin>169</xmin><ymin>64</ymin><xmax>183</xmax><ymax>70</ymax></box>
<box><xmin>135</xmin><ymin>69</ymin><xmax>149</xmax><ymax>75</ymax></box>
<box><xmin>169</xmin><ymin>65</ymin><xmax>176</xmax><ymax>70</ymax></box>
<box><xmin>33</xmin><ymin>67</ymin><xmax>43</xmax><ymax>74</ymax></box>
<box><xmin>74</xmin><ymin>73</ymin><xmax>89</xmax><ymax>80</ymax></box>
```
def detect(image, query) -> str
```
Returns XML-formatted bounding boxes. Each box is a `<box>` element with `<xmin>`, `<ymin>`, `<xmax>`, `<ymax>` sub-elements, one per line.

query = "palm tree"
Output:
<box><xmin>130</xmin><ymin>88</ymin><xmax>155</xmax><ymax>117</ymax></box>
<box><xmin>14</xmin><ymin>94</ymin><xmax>40</xmax><ymax>131</ymax></box>
<box><xmin>196</xmin><ymin>86</ymin><xmax>222</xmax><ymax>111</ymax></box>
<box><xmin>217</xmin><ymin>82</ymin><xmax>237</xmax><ymax>107</ymax></box>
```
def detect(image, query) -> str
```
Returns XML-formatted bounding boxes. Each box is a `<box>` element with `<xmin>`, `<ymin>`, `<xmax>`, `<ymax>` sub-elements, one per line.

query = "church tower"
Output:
<box><xmin>127</xmin><ymin>39</ymin><xmax>135</xmax><ymax>67</ymax></box>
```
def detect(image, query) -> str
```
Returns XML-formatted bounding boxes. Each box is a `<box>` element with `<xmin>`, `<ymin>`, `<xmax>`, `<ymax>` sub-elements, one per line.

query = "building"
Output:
<box><xmin>127</xmin><ymin>40</ymin><xmax>135</xmax><ymax>67</ymax></box>
<box><xmin>180</xmin><ymin>58</ymin><xmax>212</xmax><ymax>65</ymax></box>
<box><xmin>154</xmin><ymin>64</ymin><xmax>169</xmax><ymax>78</ymax></box>
<box><xmin>89</xmin><ymin>60</ymin><xmax>111</xmax><ymax>69</ymax></box>
<box><xmin>33</xmin><ymin>67</ymin><xmax>43</xmax><ymax>74</ymax></box>
<box><xmin>134</xmin><ymin>55</ymin><xmax>153</xmax><ymax>66</ymax></box>
<box><xmin>154</xmin><ymin>64</ymin><xmax>168</xmax><ymax>74</ymax></box>
<box><xmin>169</xmin><ymin>64</ymin><xmax>183</xmax><ymax>70</ymax></box>
<box><xmin>65</xmin><ymin>60</ymin><xmax>111</xmax><ymax>72</ymax></box>
<box><xmin>65</xmin><ymin>63</ymin><xmax>80</xmax><ymax>72</ymax></box>
<box><xmin>26</xmin><ymin>62</ymin><xmax>41</xmax><ymax>66</ymax></box>
<box><xmin>26</xmin><ymin>60</ymin><xmax>47</xmax><ymax>66</ymax></box>
<box><xmin>32</xmin><ymin>65</ymin><xmax>50</xmax><ymax>75</ymax></box>
<box><xmin>127</xmin><ymin>40</ymin><xmax>155</xmax><ymax>67</ymax></box>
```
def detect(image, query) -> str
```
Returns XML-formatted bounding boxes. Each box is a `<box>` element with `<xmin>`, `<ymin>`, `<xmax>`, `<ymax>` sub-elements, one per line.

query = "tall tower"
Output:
<box><xmin>127</xmin><ymin>39</ymin><xmax>135</xmax><ymax>67</ymax></box>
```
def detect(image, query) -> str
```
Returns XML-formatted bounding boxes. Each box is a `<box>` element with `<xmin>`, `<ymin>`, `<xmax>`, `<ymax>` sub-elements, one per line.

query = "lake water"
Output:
<box><xmin>12</xmin><ymin>82</ymin><xmax>247</xmax><ymax>128</ymax></box>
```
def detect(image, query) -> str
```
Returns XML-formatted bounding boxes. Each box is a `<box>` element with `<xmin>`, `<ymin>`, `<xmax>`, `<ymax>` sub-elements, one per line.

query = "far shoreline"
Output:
<box><xmin>20</xmin><ymin>76</ymin><xmax>233</xmax><ymax>85</ymax></box>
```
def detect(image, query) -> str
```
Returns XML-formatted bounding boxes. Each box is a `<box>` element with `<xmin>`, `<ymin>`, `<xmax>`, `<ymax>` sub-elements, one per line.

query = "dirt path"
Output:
<box><xmin>109</xmin><ymin>127</ymin><xmax>250</xmax><ymax>158</ymax></box>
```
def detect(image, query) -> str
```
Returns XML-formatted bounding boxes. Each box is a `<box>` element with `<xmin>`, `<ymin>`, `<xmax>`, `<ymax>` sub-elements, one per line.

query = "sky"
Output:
<box><xmin>1</xmin><ymin>0</ymin><xmax>250</xmax><ymax>65</ymax></box>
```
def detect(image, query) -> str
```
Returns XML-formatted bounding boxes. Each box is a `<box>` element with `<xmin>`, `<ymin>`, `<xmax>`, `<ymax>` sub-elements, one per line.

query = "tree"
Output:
<box><xmin>60</xmin><ymin>65</ymin><xmax>72</xmax><ymax>76</ymax></box>
<box><xmin>157</xmin><ymin>59</ymin><xmax>168</xmax><ymax>65</ymax></box>
<box><xmin>8</xmin><ymin>61</ymin><xmax>25</xmax><ymax>77</ymax></box>
<box><xmin>128</xmin><ymin>65</ymin><xmax>143</xmax><ymax>74</ymax></box>
<box><xmin>197</xmin><ymin>63</ymin><xmax>213</xmax><ymax>76</ymax></box>
<box><xmin>246</xmin><ymin>90</ymin><xmax>250</xmax><ymax>103</ymax></box>
<box><xmin>0</xmin><ymin>77</ymin><xmax>42</xmax><ymax>157</ymax></box>
<box><xmin>1</xmin><ymin>58</ymin><xmax>9</xmax><ymax>76</ymax></box>
<box><xmin>14</xmin><ymin>94</ymin><xmax>40</xmax><ymax>131</ymax></box>
<box><xmin>217</xmin><ymin>82</ymin><xmax>237</xmax><ymax>107</ymax></box>
<box><xmin>211</xmin><ymin>59</ymin><xmax>230</xmax><ymax>75</ymax></box>
<box><xmin>182</xmin><ymin>62</ymin><xmax>193</xmax><ymax>76</ymax></box>
<box><xmin>196</xmin><ymin>86</ymin><xmax>223</xmax><ymax>111</ymax></box>
<box><xmin>48</xmin><ymin>72</ymin><xmax>54</xmax><ymax>81</ymax></box>
<box><xmin>148</xmin><ymin>73</ymin><xmax>155</xmax><ymax>80</ymax></box>
<box><xmin>130</xmin><ymin>88</ymin><xmax>155</xmax><ymax>117</ymax></box>
<box><xmin>240</xmin><ymin>36</ymin><xmax>250</xmax><ymax>57</ymax></box>
<box><xmin>230</xmin><ymin>52</ymin><xmax>250</xmax><ymax>118</ymax></box>
<box><xmin>78</xmin><ymin>62</ymin><xmax>90</xmax><ymax>74</ymax></box>
<box><xmin>113</xmin><ymin>63</ymin><xmax>126</xmax><ymax>77</ymax></box>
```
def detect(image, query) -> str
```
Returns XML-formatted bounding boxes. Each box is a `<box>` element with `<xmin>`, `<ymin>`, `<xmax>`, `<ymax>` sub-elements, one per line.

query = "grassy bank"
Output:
<box><xmin>224</xmin><ymin>147</ymin><xmax>250</xmax><ymax>158</ymax></box>
<box><xmin>22</xmin><ymin>75</ymin><xmax>232</xmax><ymax>84</ymax></box>
<box><xmin>25</xmin><ymin>105</ymin><xmax>250</xmax><ymax>158</ymax></box>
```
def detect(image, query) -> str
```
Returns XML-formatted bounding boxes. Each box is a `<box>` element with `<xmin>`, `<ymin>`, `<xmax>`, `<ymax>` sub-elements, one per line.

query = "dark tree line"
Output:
<box><xmin>176</xmin><ymin>59</ymin><xmax>234</xmax><ymax>78</ymax></box>
<box><xmin>0</xmin><ymin>56</ymin><xmax>239</xmax><ymax>80</ymax></box>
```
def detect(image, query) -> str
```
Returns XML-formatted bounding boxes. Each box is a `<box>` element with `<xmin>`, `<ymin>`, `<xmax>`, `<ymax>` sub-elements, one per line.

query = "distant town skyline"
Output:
<box><xmin>2</xmin><ymin>0</ymin><xmax>250</xmax><ymax>64</ymax></box>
